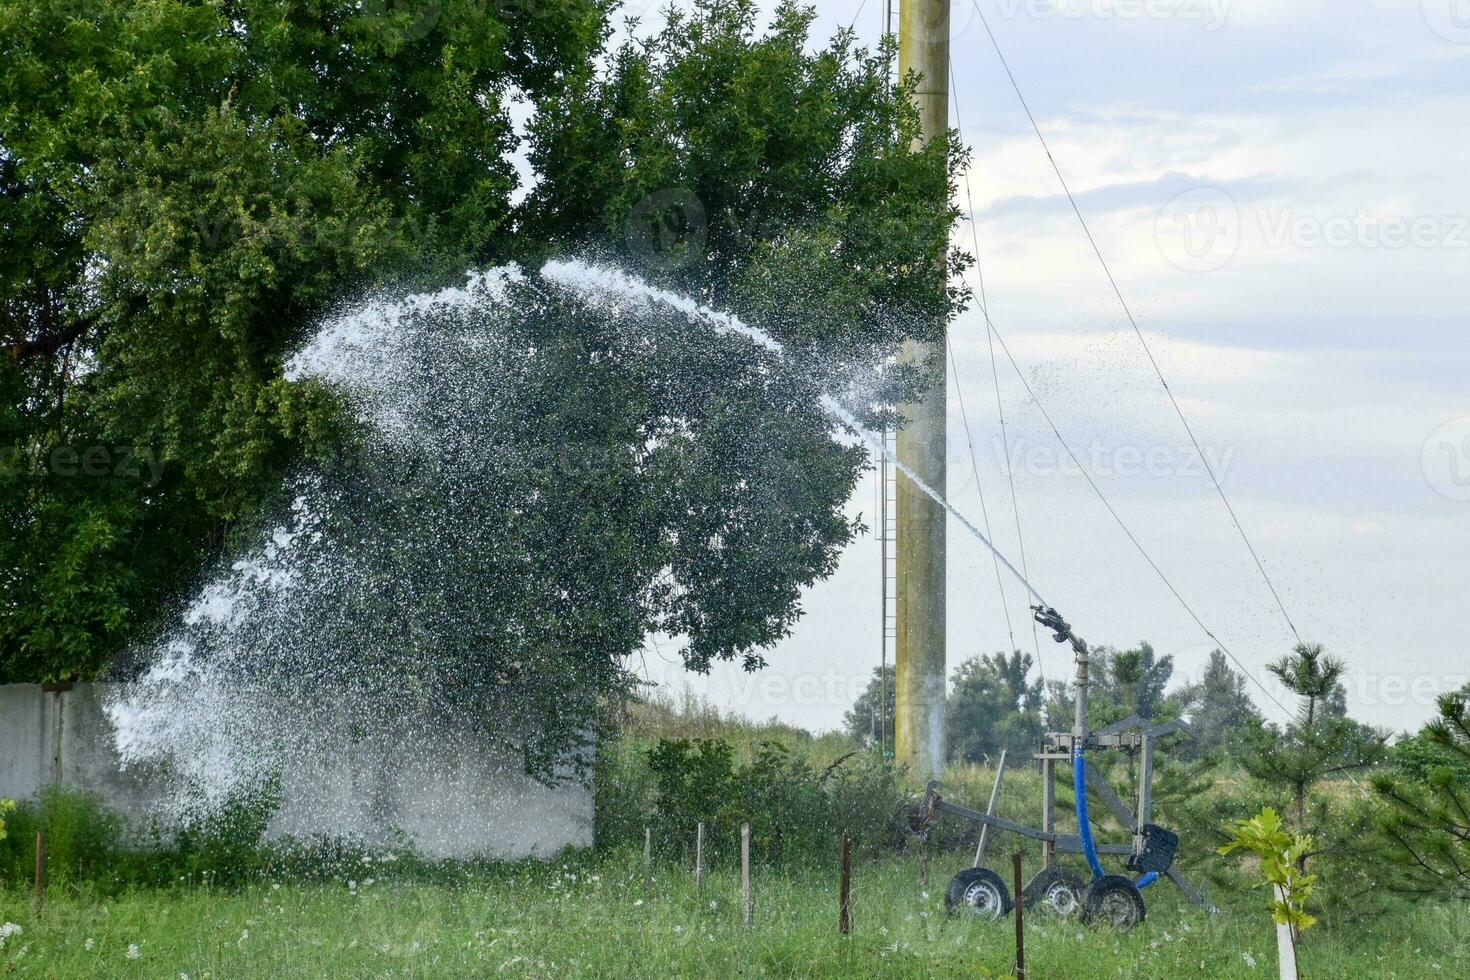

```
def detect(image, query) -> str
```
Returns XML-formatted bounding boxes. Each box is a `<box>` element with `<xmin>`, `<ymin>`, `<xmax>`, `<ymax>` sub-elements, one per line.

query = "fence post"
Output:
<box><xmin>838</xmin><ymin>833</ymin><xmax>852</xmax><ymax>935</ymax></box>
<box><xmin>34</xmin><ymin>830</ymin><xmax>46</xmax><ymax>912</ymax></box>
<box><xmin>1012</xmin><ymin>853</ymin><xmax>1026</xmax><ymax>979</ymax></box>
<box><xmin>644</xmin><ymin>826</ymin><xmax>652</xmax><ymax>871</ymax></box>
<box><xmin>740</xmin><ymin>822</ymin><xmax>752</xmax><ymax>928</ymax></box>
<box><xmin>695</xmin><ymin>822</ymin><xmax>705</xmax><ymax>892</ymax></box>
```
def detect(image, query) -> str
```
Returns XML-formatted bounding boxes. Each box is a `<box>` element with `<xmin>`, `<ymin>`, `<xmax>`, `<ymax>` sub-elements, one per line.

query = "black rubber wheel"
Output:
<box><xmin>1081</xmin><ymin>874</ymin><xmax>1146</xmax><ymax>930</ymax></box>
<box><xmin>1023</xmin><ymin>867</ymin><xmax>1087</xmax><ymax>918</ymax></box>
<box><xmin>945</xmin><ymin>867</ymin><xmax>1013</xmax><ymax>920</ymax></box>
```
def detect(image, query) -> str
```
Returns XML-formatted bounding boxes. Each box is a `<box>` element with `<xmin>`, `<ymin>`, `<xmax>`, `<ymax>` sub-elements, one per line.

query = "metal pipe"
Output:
<box><xmin>974</xmin><ymin>749</ymin><xmax>1008</xmax><ymax>866</ymax></box>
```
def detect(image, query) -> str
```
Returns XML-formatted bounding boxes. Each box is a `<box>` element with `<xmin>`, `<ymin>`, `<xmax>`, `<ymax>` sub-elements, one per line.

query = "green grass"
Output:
<box><xmin>1</xmin><ymin>852</ymin><xmax>1465</xmax><ymax>977</ymax></box>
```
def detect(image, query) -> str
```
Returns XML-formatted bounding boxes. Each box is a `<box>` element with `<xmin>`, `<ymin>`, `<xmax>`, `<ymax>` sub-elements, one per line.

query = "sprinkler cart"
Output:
<box><xmin>918</xmin><ymin>606</ymin><xmax>1218</xmax><ymax>929</ymax></box>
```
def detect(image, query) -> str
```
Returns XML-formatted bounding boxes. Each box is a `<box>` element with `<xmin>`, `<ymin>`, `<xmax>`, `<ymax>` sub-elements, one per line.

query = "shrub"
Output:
<box><xmin>0</xmin><ymin>786</ymin><xmax>127</xmax><ymax>887</ymax></box>
<box><xmin>163</xmin><ymin>776</ymin><xmax>284</xmax><ymax>886</ymax></box>
<box><xmin>607</xmin><ymin>737</ymin><xmax>905</xmax><ymax>867</ymax></box>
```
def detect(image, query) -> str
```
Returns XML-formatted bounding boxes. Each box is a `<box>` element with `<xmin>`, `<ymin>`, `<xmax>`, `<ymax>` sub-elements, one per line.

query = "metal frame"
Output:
<box><xmin>920</xmin><ymin>607</ymin><xmax>1217</xmax><ymax>914</ymax></box>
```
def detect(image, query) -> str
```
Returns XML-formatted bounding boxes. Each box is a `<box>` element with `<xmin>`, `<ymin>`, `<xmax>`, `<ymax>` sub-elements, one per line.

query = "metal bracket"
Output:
<box><xmin>1041</xmin><ymin>731</ymin><xmax>1145</xmax><ymax>753</ymax></box>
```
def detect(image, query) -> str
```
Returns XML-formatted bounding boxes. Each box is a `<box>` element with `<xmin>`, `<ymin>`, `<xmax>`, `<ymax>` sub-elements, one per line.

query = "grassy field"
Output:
<box><xmin>0</xmin><ymin>851</ymin><xmax>1465</xmax><ymax>978</ymax></box>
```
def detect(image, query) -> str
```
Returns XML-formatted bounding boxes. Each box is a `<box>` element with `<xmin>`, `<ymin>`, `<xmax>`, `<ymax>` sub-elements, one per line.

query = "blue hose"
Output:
<box><xmin>1073</xmin><ymin>746</ymin><xmax>1105</xmax><ymax>880</ymax></box>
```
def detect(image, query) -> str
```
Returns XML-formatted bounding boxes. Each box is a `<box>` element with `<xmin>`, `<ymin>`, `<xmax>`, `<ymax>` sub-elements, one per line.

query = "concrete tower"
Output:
<box><xmin>894</xmin><ymin>0</ymin><xmax>950</xmax><ymax>778</ymax></box>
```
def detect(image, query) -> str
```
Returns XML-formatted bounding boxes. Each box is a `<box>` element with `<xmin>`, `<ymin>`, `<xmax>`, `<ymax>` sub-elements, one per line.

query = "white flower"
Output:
<box><xmin>0</xmin><ymin>923</ymin><xmax>21</xmax><ymax>950</ymax></box>
<box><xmin>633</xmin><ymin>899</ymin><xmax>644</xmax><ymax>907</ymax></box>
<box><xmin>84</xmin><ymin>938</ymin><xmax>96</xmax><ymax>951</ymax></box>
<box><xmin>126</xmin><ymin>943</ymin><xmax>141</xmax><ymax>960</ymax></box>
<box><xmin>1242</xmin><ymin>951</ymin><xmax>1257</xmax><ymax>968</ymax></box>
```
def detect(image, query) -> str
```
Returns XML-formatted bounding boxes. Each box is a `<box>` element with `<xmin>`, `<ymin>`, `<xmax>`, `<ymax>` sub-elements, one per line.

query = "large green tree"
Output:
<box><xmin>1</xmin><ymin>0</ymin><xmax>610</xmax><ymax>680</ymax></box>
<box><xmin>1177</xmin><ymin>649</ymin><xmax>1263</xmax><ymax>754</ymax></box>
<box><xmin>1373</xmin><ymin>687</ymin><xmax>1470</xmax><ymax>899</ymax></box>
<box><xmin>946</xmin><ymin>651</ymin><xmax>1043</xmax><ymax>762</ymax></box>
<box><xmin>2</xmin><ymin>0</ymin><xmax>965</xmax><ymax>770</ymax></box>
<box><xmin>1241</xmin><ymin>644</ymin><xmax>1386</xmax><ymax>869</ymax></box>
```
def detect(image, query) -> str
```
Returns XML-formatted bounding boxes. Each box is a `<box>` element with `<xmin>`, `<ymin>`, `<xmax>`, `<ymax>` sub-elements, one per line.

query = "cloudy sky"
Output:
<box><xmin>632</xmin><ymin>0</ymin><xmax>1470</xmax><ymax>734</ymax></box>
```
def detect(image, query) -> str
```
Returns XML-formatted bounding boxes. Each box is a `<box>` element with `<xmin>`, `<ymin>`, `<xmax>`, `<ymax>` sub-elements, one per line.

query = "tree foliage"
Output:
<box><xmin>844</xmin><ymin>664</ymin><xmax>895</xmax><ymax>750</ymax></box>
<box><xmin>1</xmin><ymin>0</ymin><xmax>610</xmax><ymax>679</ymax></box>
<box><xmin>1220</xmin><ymin>806</ymin><xmax>1319</xmax><ymax>936</ymax></box>
<box><xmin>946</xmin><ymin>651</ymin><xmax>1043</xmax><ymax>762</ymax></box>
<box><xmin>1373</xmin><ymin>688</ymin><xmax>1470</xmax><ymax>899</ymax></box>
<box><xmin>1240</xmin><ymin>644</ymin><xmax>1386</xmax><ymax>868</ymax></box>
<box><xmin>2</xmin><ymin>1</ymin><xmax>966</xmax><ymax>777</ymax></box>
<box><xmin>1177</xmin><ymin>650</ymin><xmax>1264</xmax><ymax>754</ymax></box>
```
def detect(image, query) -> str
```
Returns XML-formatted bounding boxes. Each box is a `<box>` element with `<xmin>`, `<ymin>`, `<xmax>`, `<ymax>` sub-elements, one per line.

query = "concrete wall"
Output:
<box><xmin>0</xmin><ymin>683</ymin><xmax>593</xmax><ymax>859</ymax></box>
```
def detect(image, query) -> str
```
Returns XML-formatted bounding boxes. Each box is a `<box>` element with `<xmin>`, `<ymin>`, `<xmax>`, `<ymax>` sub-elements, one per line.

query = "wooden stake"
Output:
<box><xmin>695</xmin><ymin>822</ymin><xmax>705</xmax><ymax>891</ymax></box>
<box><xmin>643</xmin><ymin>826</ymin><xmax>652</xmax><ymax>870</ymax></box>
<box><xmin>34</xmin><ymin>830</ymin><xmax>46</xmax><ymax>912</ymax></box>
<box><xmin>740</xmin><ymin>822</ymin><xmax>752</xmax><ymax>928</ymax></box>
<box><xmin>1012</xmin><ymin>853</ymin><xmax>1026</xmax><ymax>979</ymax></box>
<box><xmin>838</xmin><ymin>833</ymin><xmax>852</xmax><ymax>935</ymax></box>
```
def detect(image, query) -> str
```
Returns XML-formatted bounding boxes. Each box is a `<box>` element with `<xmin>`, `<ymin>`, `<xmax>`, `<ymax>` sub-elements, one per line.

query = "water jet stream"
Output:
<box><xmin>541</xmin><ymin>258</ymin><xmax>1052</xmax><ymax>609</ymax></box>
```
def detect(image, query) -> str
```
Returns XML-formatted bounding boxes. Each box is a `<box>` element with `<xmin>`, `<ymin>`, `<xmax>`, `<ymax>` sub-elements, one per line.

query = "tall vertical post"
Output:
<box><xmin>838</xmin><ymin>833</ymin><xmax>853</xmax><ymax>935</ymax></box>
<box><xmin>1041</xmin><ymin>757</ymin><xmax>1056</xmax><ymax>869</ymax></box>
<box><xmin>1137</xmin><ymin>729</ymin><xmax>1154</xmax><ymax>855</ymax></box>
<box><xmin>879</xmin><ymin>440</ymin><xmax>889</xmax><ymax>762</ymax></box>
<box><xmin>895</xmin><ymin>0</ymin><xmax>951</xmax><ymax>780</ymax></box>
<box><xmin>34</xmin><ymin>830</ymin><xmax>46</xmax><ymax>912</ymax></box>
<box><xmin>740</xmin><ymin>822</ymin><xmax>753</xmax><ymax>928</ymax></box>
<box><xmin>695</xmin><ymin>822</ymin><xmax>705</xmax><ymax>891</ymax></box>
<box><xmin>1012</xmin><ymin>853</ymin><xmax>1027</xmax><ymax>980</ymax></box>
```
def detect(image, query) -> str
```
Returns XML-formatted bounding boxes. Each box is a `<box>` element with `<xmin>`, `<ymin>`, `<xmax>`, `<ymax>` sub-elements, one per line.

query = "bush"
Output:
<box><xmin>164</xmin><ymin>776</ymin><xmax>284</xmax><ymax>886</ymax></box>
<box><xmin>598</xmin><ymin>736</ymin><xmax>906</xmax><ymax>867</ymax></box>
<box><xmin>0</xmin><ymin>780</ymin><xmax>290</xmax><ymax>892</ymax></box>
<box><xmin>0</xmin><ymin>785</ymin><xmax>126</xmax><ymax>887</ymax></box>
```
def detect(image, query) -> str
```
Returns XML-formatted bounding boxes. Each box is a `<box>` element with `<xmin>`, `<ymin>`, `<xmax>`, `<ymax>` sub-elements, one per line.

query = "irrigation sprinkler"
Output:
<box><xmin>922</xmin><ymin>606</ymin><xmax>1216</xmax><ymax>929</ymax></box>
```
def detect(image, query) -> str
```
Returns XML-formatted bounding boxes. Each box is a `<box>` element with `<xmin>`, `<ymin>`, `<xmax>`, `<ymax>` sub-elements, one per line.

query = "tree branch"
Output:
<box><xmin>5</xmin><ymin>319</ymin><xmax>89</xmax><ymax>360</ymax></box>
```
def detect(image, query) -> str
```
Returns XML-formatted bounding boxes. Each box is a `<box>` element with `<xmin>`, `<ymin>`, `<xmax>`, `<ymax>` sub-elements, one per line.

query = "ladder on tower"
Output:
<box><xmin>878</xmin><ymin>426</ymin><xmax>898</xmax><ymax>759</ymax></box>
<box><xmin>876</xmin><ymin>0</ymin><xmax>903</xmax><ymax>763</ymax></box>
